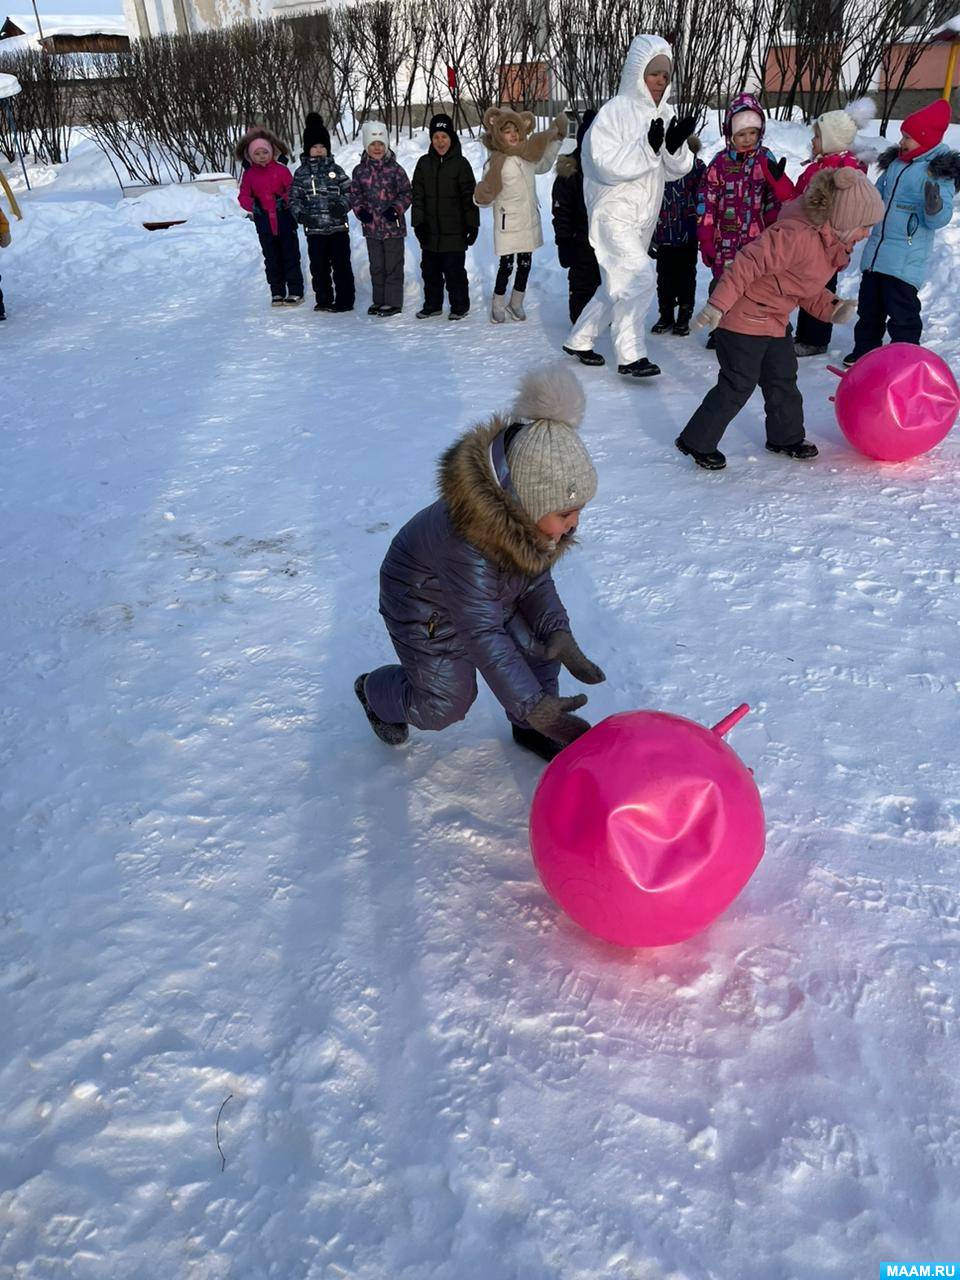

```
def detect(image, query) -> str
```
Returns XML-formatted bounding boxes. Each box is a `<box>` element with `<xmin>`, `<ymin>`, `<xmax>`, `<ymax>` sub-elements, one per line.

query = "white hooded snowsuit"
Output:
<box><xmin>566</xmin><ymin>35</ymin><xmax>693</xmax><ymax>366</ymax></box>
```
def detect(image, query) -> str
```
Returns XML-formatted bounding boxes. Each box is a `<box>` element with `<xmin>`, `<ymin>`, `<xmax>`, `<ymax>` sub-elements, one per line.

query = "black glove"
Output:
<box><xmin>355</xmin><ymin>207</ymin><xmax>373</xmax><ymax>224</ymax></box>
<box><xmin>647</xmin><ymin>118</ymin><xmax>665</xmax><ymax>155</ymax></box>
<box><xmin>556</xmin><ymin>238</ymin><xmax>574</xmax><ymax>268</ymax></box>
<box><xmin>767</xmin><ymin>155</ymin><xmax>787</xmax><ymax>182</ymax></box>
<box><xmin>924</xmin><ymin>179</ymin><xmax>943</xmax><ymax>217</ymax></box>
<box><xmin>648</xmin><ymin>243</ymin><xmax>659</xmax><ymax>259</ymax></box>
<box><xmin>545</xmin><ymin>631</ymin><xmax>606</xmax><ymax>684</ymax></box>
<box><xmin>665</xmin><ymin>115</ymin><xmax>695</xmax><ymax>155</ymax></box>
<box><xmin>465</xmin><ymin>225</ymin><xmax>479</xmax><ymax>246</ymax></box>
<box><xmin>526</xmin><ymin>693</ymin><xmax>592</xmax><ymax>747</ymax></box>
<box><xmin>383</xmin><ymin>205</ymin><xmax>401</xmax><ymax>225</ymax></box>
<box><xmin>328</xmin><ymin>199</ymin><xmax>347</xmax><ymax>221</ymax></box>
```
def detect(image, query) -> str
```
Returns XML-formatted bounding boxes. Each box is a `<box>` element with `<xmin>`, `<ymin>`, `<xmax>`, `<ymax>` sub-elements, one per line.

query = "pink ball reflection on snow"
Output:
<box><xmin>833</xmin><ymin>343</ymin><xmax>960</xmax><ymax>462</ymax></box>
<box><xmin>529</xmin><ymin>706</ymin><xmax>765</xmax><ymax>948</ymax></box>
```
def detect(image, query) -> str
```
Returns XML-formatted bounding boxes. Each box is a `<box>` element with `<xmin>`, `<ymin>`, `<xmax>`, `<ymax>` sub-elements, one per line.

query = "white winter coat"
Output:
<box><xmin>581</xmin><ymin>34</ymin><xmax>693</xmax><ymax>248</ymax></box>
<box><xmin>482</xmin><ymin>146</ymin><xmax>561</xmax><ymax>256</ymax></box>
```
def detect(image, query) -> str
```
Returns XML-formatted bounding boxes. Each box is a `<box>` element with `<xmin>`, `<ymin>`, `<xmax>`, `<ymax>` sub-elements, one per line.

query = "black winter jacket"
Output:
<box><xmin>411</xmin><ymin>137</ymin><xmax>479</xmax><ymax>253</ymax></box>
<box><xmin>289</xmin><ymin>155</ymin><xmax>351</xmax><ymax>235</ymax></box>
<box><xmin>378</xmin><ymin>417</ymin><xmax>571</xmax><ymax>722</ymax></box>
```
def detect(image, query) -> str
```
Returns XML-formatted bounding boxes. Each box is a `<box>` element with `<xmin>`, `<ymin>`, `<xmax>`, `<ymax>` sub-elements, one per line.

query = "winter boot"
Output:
<box><xmin>491</xmin><ymin>293</ymin><xmax>507</xmax><ymax>324</ymax></box>
<box><xmin>416</xmin><ymin>306</ymin><xmax>443</xmax><ymax>318</ymax></box>
<box><xmin>765</xmin><ymin>439</ymin><xmax>819</xmax><ymax>460</ymax></box>
<box><xmin>506</xmin><ymin>290</ymin><xmax>526</xmax><ymax>321</ymax></box>
<box><xmin>368</xmin><ymin>303</ymin><xmax>381</xmax><ymax>316</ymax></box>
<box><xmin>377</xmin><ymin>305</ymin><xmax>402</xmax><ymax>317</ymax></box>
<box><xmin>354</xmin><ymin>674</ymin><xmax>409</xmax><ymax>746</ymax></box>
<box><xmin>283</xmin><ymin>295</ymin><xmax>303</xmax><ymax>306</ymax></box>
<box><xmin>617</xmin><ymin>358</ymin><xmax>661</xmax><ymax>378</ymax></box>
<box><xmin>651</xmin><ymin>311</ymin><xmax>674</xmax><ymax>334</ymax></box>
<box><xmin>271</xmin><ymin>296</ymin><xmax>285</xmax><ymax>307</ymax></box>
<box><xmin>705</xmin><ymin>331</ymin><xmax>717</xmax><ymax>350</ymax></box>
<box><xmin>794</xmin><ymin>342</ymin><xmax>827</xmax><ymax>357</ymax></box>
<box><xmin>563</xmin><ymin>345</ymin><xmax>605</xmax><ymax>367</ymax></box>
<box><xmin>673</xmin><ymin>307</ymin><xmax>693</xmax><ymax>336</ymax></box>
<box><xmin>675</xmin><ymin>436</ymin><xmax>726</xmax><ymax>470</ymax></box>
<box><xmin>842</xmin><ymin>351</ymin><xmax>858</xmax><ymax>367</ymax></box>
<box><xmin>512</xmin><ymin>724</ymin><xmax>563</xmax><ymax>762</ymax></box>
<box><xmin>448</xmin><ymin>307</ymin><xmax>469</xmax><ymax>321</ymax></box>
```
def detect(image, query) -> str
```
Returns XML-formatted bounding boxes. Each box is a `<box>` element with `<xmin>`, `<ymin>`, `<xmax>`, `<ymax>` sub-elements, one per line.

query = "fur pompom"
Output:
<box><xmin>845</xmin><ymin>97</ymin><xmax>875</xmax><ymax>130</ymax></box>
<box><xmin>513</xmin><ymin>362</ymin><xmax>586</xmax><ymax>430</ymax></box>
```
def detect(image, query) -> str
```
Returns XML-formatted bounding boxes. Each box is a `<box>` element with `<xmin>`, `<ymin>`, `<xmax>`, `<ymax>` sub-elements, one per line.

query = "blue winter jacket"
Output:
<box><xmin>378</xmin><ymin>417</ymin><xmax>571</xmax><ymax>723</ymax></box>
<box><xmin>861</xmin><ymin>144</ymin><xmax>960</xmax><ymax>288</ymax></box>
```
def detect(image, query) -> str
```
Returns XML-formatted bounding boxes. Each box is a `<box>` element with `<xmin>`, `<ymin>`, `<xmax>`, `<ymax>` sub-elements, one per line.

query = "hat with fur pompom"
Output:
<box><xmin>816</xmin><ymin>97</ymin><xmax>875</xmax><ymax>156</ymax></box>
<box><xmin>506</xmin><ymin>363</ymin><xmax>597</xmax><ymax>521</ymax></box>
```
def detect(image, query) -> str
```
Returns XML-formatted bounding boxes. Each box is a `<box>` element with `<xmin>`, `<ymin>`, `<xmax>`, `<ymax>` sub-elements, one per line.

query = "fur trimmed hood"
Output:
<box><xmin>481</xmin><ymin>106</ymin><xmax>566</xmax><ymax>165</ymax></box>
<box><xmin>438</xmin><ymin>416</ymin><xmax>566</xmax><ymax>577</ymax></box>
<box><xmin>877</xmin><ymin>143</ymin><xmax>960</xmax><ymax>190</ymax></box>
<box><xmin>236</xmin><ymin>125</ymin><xmax>290</xmax><ymax>166</ymax></box>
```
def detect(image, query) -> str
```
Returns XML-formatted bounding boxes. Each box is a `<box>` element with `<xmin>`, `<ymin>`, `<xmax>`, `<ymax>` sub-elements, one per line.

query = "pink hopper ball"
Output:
<box><xmin>830</xmin><ymin>344</ymin><xmax>960</xmax><ymax>462</ymax></box>
<box><xmin>529</xmin><ymin>705</ymin><xmax>765</xmax><ymax>948</ymax></box>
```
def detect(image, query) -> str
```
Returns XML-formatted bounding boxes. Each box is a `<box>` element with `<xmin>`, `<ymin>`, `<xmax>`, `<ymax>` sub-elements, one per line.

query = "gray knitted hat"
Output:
<box><xmin>506</xmin><ymin>363</ymin><xmax>597</xmax><ymax>522</ymax></box>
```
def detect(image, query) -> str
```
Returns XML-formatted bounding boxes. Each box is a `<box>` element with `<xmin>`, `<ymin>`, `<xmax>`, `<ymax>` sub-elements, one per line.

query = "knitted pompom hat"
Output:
<box><xmin>816</xmin><ymin>97</ymin><xmax>875</xmax><ymax>156</ymax></box>
<box><xmin>506</xmin><ymin>363</ymin><xmax>597</xmax><ymax>521</ymax></box>
<box><xmin>828</xmin><ymin>167</ymin><xmax>886</xmax><ymax>236</ymax></box>
<box><xmin>302</xmin><ymin>112</ymin><xmax>331</xmax><ymax>154</ymax></box>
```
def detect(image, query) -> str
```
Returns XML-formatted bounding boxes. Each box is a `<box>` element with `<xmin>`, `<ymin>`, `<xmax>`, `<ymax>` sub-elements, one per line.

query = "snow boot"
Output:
<box><xmin>506</xmin><ymin>290</ymin><xmax>526</xmax><ymax>321</ymax></box>
<box><xmin>354</xmin><ymin>674</ymin><xmax>409</xmax><ymax>746</ymax></box>
<box><xmin>271</xmin><ymin>296</ymin><xmax>285</xmax><ymax>307</ymax></box>
<box><xmin>314</xmin><ymin>302</ymin><xmax>335</xmax><ymax>312</ymax></box>
<box><xmin>675</xmin><ymin>436</ymin><xmax>726</xmax><ymax>470</ymax></box>
<box><xmin>331</xmin><ymin>301</ymin><xmax>354</xmax><ymax>312</ymax></box>
<box><xmin>377</xmin><ymin>305</ymin><xmax>402</xmax><ymax>317</ymax></box>
<box><xmin>673</xmin><ymin>308</ymin><xmax>693</xmax><ymax>336</ymax></box>
<box><xmin>491</xmin><ymin>293</ymin><xmax>507</xmax><ymax>324</ymax></box>
<box><xmin>512</xmin><ymin>724</ymin><xmax>563</xmax><ymax>762</ymax></box>
<box><xmin>283</xmin><ymin>295</ymin><xmax>303</xmax><ymax>306</ymax></box>
<box><xmin>794</xmin><ymin>342</ymin><xmax>827</xmax><ymax>357</ymax></box>
<box><xmin>448</xmin><ymin>307</ymin><xmax>469</xmax><ymax>321</ymax></box>
<box><xmin>563</xmin><ymin>345</ymin><xmax>605</xmax><ymax>367</ymax></box>
<box><xmin>651</xmin><ymin>311</ymin><xmax>674</xmax><ymax>334</ymax></box>
<box><xmin>417</xmin><ymin>306</ymin><xmax>443</xmax><ymax>318</ymax></box>
<box><xmin>368</xmin><ymin>303</ymin><xmax>381</xmax><ymax>315</ymax></box>
<box><xmin>617</xmin><ymin>358</ymin><xmax>661</xmax><ymax>378</ymax></box>
<box><xmin>766</xmin><ymin>440</ymin><xmax>819</xmax><ymax>460</ymax></box>
<box><xmin>842</xmin><ymin>351</ymin><xmax>858</xmax><ymax>367</ymax></box>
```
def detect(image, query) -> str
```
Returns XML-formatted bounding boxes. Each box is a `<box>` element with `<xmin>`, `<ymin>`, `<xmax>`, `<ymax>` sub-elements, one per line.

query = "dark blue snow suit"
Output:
<box><xmin>364</xmin><ymin>417</ymin><xmax>573</xmax><ymax>730</ymax></box>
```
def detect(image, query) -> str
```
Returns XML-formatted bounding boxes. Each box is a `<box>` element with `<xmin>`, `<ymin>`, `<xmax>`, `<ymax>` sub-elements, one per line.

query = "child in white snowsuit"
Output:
<box><xmin>355</xmin><ymin>363</ymin><xmax>605</xmax><ymax>763</ymax></box>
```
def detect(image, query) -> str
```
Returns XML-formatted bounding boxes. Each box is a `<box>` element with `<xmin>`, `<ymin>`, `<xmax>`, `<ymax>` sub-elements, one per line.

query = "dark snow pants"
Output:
<box><xmin>566</xmin><ymin>244</ymin><xmax>601</xmax><ymax>323</ymax></box>
<box><xmin>679</xmin><ymin>328</ymin><xmax>805</xmax><ymax>454</ymax></box>
<box><xmin>851</xmin><ymin>269</ymin><xmax>922</xmax><ymax>359</ymax></box>
<box><xmin>367</xmin><ymin>237</ymin><xmax>405</xmax><ymax>310</ymax></box>
<box><xmin>421</xmin><ymin>248</ymin><xmax>469</xmax><ymax>313</ymax></box>
<box><xmin>255</xmin><ymin>208</ymin><xmax>304</xmax><ymax>299</ymax></box>
<box><xmin>495</xmin><ymin>253</ymin><xmax>532</xmax><ymax>295</ymax></box>
<box><xmin>307</xmin><ymin>230</ymin><xmax>355</xmax><ymax>308</ymax></box>
<box><xmin>795</xmin><ymin>272</ymin><xmax>838</xmax><ymax>347</ymax></box>
<box><xmin>365</xmin><ymin>635</ymin><xmax>560</xmax><ymax>732</ymax></box>
<box><xmin>655</xmin><ymin>242</ymin><xmax>698</xmax><ymax>318</ymax></box>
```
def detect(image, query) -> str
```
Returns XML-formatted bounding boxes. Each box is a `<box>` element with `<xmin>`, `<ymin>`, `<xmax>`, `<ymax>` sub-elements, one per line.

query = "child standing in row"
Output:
<box><xmin>651</xmin><ymin>134</ymin><xmax>705</xmax><ymax>336</ymax></box>
<box><xmin>792</xmin><ymin>98</ymin><xmax>874</xmax><ymax>356</ymax></box>
<box><xmin>845</xmin><ymin>98</ymin><xmax>960</xmax><ymax>366</ymax></box>
<box><xmin>411</xmin><ymin>113</ymin><xmax>479</xmax><ymax>321</ymax></box>
<box><xmin>237</xmin><ymin>126</ymin><xmax>304</xmax><ymax>307</ymax></box>
<box><xmin>676</xmin><ymin>168</ymin><xmax>884</xmax><ymax>471</ymax></box>
<box><xmin>551</xmin><ymin>110</ymin><xmax>601</xmax><ymax>324</ymax></box>
<box><xmin>474</xmin><ymin>106</ymin><xmax>567</xmax><ymax>323</ymax></box>
<box><xmin>698</xmin><ymin>94</ymin><xmax>793</xmax><ymax>343</ymax></box>
<box><xmin>288</xmin><ymin>113</ymin><xmax>355</xmax><ymax>313</ymax></box>
<box><xmin>349</xmin><ymin>121</ymin><xmax>412</xmax><ymax>318</ymax></box>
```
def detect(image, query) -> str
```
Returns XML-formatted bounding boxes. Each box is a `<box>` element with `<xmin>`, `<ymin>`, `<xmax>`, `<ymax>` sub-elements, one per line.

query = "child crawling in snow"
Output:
<box><xmin>355</xmin><ymin>363</ymin><xmax>605</xmax><ymax>762</ymax></box>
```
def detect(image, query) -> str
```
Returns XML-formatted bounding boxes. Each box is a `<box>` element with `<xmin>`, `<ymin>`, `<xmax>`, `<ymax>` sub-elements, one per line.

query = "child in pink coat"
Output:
<box><xmin>237</xmin><ymin>125</ymin><xmax>305</xmax><ymax>307</ymax></box>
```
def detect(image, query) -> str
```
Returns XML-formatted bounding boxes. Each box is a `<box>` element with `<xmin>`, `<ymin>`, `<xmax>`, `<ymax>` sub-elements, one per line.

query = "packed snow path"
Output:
<box><xmin>2</xmin><ymin>133</ymin><xmax>960</xmax><ymax>1277</ymax></box>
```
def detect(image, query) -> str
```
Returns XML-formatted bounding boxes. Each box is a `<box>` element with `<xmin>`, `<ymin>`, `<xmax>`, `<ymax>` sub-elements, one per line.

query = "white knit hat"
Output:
<box><xmin>815</xmin><ymin>97</ymin><xmax>875</xmax><ymax>157</ymax></box>
<box><xmin>506</xmin><ymin>364</ymin><xmax>597</xmax><ymax>522</ymax></box>
<box><xmin>730</xmin><ymin>109</ymin><xmax>763</xmax><ymax>136</ymax></box>
<box><xmin>362</xmin><ymin>120</ymin><xmax>389</xmax><ymax>151</ymax></box>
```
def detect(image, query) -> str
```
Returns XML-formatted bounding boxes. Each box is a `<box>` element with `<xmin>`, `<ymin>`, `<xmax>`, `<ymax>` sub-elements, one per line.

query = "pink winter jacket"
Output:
<box><xmin>238</xmin><ymin>160</ymin><xmax>293</xmax><ymax>235</ymax></box>
<box><xmin>710</xmin><ymin>198</ymin><xmax>851</xmax><ymax>338</ymax></box>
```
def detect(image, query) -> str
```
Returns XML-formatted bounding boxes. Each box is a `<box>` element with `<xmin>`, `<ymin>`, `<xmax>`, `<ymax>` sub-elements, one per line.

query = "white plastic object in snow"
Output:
<box><xmin>0</xmin><ymin>72</ymin><xmax>23</xmax><ymax>99</ymax></box>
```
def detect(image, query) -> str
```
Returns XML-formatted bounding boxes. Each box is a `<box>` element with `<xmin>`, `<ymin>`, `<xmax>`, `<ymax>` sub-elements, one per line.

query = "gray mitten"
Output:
<box><xmin>924</xmin><ymin>179</ymin><xmax>943</xmax><ymax>218</ymax></box>
<box><xmin>526</xmin><ymin>693</ymin><xmax>592</xmax><ymax>746</ymax></box>
<box><xmin>545</xmin><ymin>631</ymin><xmax>606</xmax><ymax>684</ymax></box>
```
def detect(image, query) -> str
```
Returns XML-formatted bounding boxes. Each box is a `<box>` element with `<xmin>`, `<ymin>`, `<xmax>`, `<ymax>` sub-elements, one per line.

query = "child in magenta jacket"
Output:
<box><xmin>237</xmin><ymin>125</ymin><xmax>304</xmax><ymax>306</ymax></box>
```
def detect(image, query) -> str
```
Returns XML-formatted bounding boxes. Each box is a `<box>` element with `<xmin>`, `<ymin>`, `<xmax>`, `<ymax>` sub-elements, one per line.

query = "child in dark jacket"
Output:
<box><xmin>288</xmin><ymin>113</ymin><xmax>355</xmax><ymax>312</ymax></box>
<box><xmin>411</xmin><ymin>113</ymin><xmax>479</xmax><ymax>321</ymax></box>
<box><xmin>651</xmin><ymin>134</ymin><xmax>705</xmax><ymax>336</ymax></box>
<box><xmin>846</xmin><ymin>98</ymin><xmax>960</xmax><ymax>366</ymax></box>
<box><xmin>551</xmin><ymin>110</ymin><xmax>601</xmax><ymax>324</ymax></box>
<box><xmin>355</xmin><ymin>364</ymin><xmax>605</xmax><ymax>763</ymax></box>
<box><xmin>348</xmin><ymin>121</ymin><xmax>412</xmax><ymax>317</ymax></box>
<box><xmin>236</xmin><ymin>125</ymin><xmax>304</xmax><ymax>306</ymax></box>
<box><xmin>677</xmin><ymin>169</ymin><xmax>884</xmax><ymax>471</ymax></box>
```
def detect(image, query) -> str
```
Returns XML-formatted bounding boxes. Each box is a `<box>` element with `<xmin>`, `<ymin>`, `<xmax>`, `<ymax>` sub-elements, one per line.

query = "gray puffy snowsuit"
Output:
<box><xmin>364</xmin><ymin>417</ymin><xmax>573</xmax><ymax>730</ymax></box>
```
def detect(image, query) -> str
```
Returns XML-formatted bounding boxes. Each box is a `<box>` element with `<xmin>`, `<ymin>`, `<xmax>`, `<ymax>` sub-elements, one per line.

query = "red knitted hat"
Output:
<box><xmin>901</xmin><ymin>98</ymin><xmax>951</xmax><ymax>155</ymax></box>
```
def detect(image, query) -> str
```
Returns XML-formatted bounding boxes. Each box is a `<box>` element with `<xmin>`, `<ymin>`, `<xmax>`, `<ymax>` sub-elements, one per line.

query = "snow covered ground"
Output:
<box><xmin>2</xmin><ymin>121</ymin><xmax>960</xmax><ymax>1279</ymax></box>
